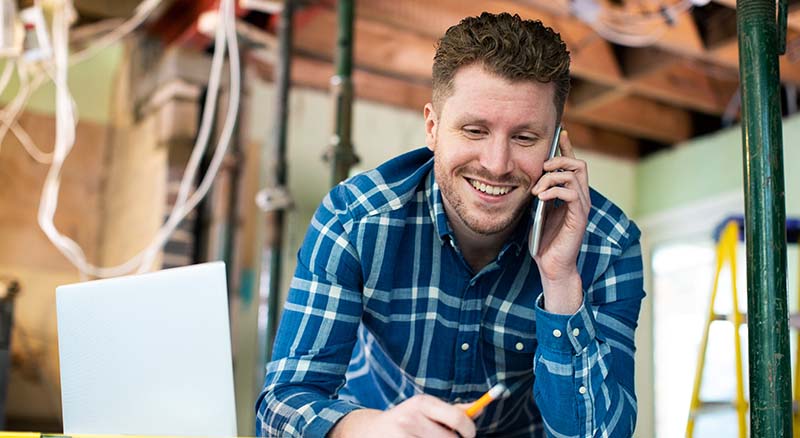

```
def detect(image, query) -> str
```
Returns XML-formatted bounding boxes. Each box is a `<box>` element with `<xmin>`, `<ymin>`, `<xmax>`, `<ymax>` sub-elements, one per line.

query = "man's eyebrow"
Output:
<box><xmin>452</xmin><ymin>113</ymin><xmax>549</xmax><ymax>134</ymax></box>
<box><xmin>454</xmin><ymin>113</ymin><xmax>490</xmax><ymax>126</ymax></box>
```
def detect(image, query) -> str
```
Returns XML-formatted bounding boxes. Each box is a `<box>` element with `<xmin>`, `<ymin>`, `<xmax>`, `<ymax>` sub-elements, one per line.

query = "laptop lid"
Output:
<box><xmin>56</xmin><ymin>262</ymin><xmax>237</xmax><ymax>436</ymax></box>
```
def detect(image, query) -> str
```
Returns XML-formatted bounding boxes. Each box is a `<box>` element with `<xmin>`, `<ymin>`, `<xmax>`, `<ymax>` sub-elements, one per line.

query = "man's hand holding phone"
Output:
<box><xmin>530</xmin><ymin>129</ymin><xmax>590</xmax><ymax>315</ymax></box>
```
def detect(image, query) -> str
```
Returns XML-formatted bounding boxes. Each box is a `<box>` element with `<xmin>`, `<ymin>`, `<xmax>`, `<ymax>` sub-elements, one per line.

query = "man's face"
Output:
<box><xmin>425</xmin><ymin>64</ymin><xmax>559</xmax><ymax>237</ymax></box>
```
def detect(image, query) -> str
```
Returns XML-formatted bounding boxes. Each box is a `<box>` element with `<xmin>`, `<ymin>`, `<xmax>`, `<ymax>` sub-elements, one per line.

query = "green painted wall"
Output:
<box><xmin>0</xmin><ymin>44</ymin><xmax>123</xmax><ymax>124</ymax></box>
<box><xmin>636</xmin><ymin>113</ymin><xmax>800</xmax><ymax>218</ymax></box>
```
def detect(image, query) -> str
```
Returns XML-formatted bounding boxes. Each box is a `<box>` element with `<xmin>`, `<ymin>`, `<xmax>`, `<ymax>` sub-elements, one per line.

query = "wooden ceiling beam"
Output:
<box><xmin>569</xmin><ymin>94</ymin><xmax>693</xmax><ymax>143</ymax></box>
<box><xmin>297</xmin><ymin>1</ymin><xmax>624</xmax><ymax>86</ymax></box>
<box><xmin>628</xmin><ymin>64</ymin><xmax>731</xmax><ymax>115</ymax></box>
<box><xmin>712</xmin><ymin>0</ymin><xmax>800</xmax><ymax>32</ymax></box>
<box><xmin>569</xmin><ymin>80</ymin><xmax>630</xmax><ymax>113</ymax></box>
<box><xmin>511</xmin><ymin>0</ymin><xmax>704</xmax><ymax>56</ymax></box>
<box><xmin>710</xmin><ymin>32</ymin><xmax>800</xmax><ymax>84</ymax></box>
<box><xmin>249</xmin><ymin>51</ymin><xmax>643</xmax><ymax>158</ymax></box>
<box><xmin>294</xmin><ymin>6</ymin><xmax>435</xmax><ymax>82</ymax></box>
<box><xmin>560</xmin><ymin>121</ymin><xmax>641</xmax><ymax>159</ymax></box>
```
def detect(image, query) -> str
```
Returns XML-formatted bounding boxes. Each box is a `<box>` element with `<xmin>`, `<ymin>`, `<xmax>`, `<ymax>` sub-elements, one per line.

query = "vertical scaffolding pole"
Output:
<box><xmin>257</xmin><ymin>0</ymin><xmax>294</xmax><ymax>374</ymax></box>
<box><xmin>737</xmin><ymin>0</ymin><xmax>792</xmax><ymax>434</ymax></box>
<box><xmin>326</xmin><ymin>0</ymin><xmax>358</xmax><ymax>186</ymax></box>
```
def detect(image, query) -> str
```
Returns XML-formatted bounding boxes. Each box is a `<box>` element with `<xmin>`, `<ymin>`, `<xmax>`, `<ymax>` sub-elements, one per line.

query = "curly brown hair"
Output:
<box><xmin>432</xmin><ymin>12</ymin><xmax>571</xmax><ymax>120</ymax></box>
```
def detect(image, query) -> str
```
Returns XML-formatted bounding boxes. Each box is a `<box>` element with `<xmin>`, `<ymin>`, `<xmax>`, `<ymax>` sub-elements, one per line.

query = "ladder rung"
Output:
<box><xmin>689</xmin><ymin>400</ymin><xmax>745</xmax><ymax>417</ymax></box>
<box><xmin>699</xmin><ymin>400</ymin><xmax>738</xmax><ymax>408</ymax></box>
<box><xmin>712</xmin><ymin>313</ymin><xmax>748</xmax><ymax>324</ymax></box>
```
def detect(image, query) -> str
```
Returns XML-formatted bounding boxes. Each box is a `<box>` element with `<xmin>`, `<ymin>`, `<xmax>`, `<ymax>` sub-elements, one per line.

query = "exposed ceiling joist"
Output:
<box><xmin>249</xmin><ymin>51</ymin><xmax>645</xmax><ymax>158</ymax></box>
<box><xmin>569</xmin><ymin>95</ymin><xmax>694</xmax><ymax>143</ymax></box>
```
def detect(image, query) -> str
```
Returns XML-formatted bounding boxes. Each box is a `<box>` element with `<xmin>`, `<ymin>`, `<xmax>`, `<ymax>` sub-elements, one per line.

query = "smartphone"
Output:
<box><xmin>528</xmin><ymin>125</ymin><xmax>562</xmax><ymax>258</ymax></box>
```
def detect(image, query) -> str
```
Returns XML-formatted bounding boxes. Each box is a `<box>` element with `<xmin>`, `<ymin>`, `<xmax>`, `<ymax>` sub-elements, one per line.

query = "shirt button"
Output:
<box><xmin>461</xmin><ymin>342</ymin><xmax>470</xmax><ymax>351</ymax></box>
<box><xmin>572</xmin><ymin>328</ymin><xmax>580</xmax><ymax>337</ymax></box>
<box><xmin>553</xmin><ymin>329</ymin><xmax>562</xmax><ymax>338</ymax></box>
<box><xmin>515</xmin><ymin>342</ymin><xmax>524</xmax><ymax>351</ymax></box>
<box><xmin>579</xmin><ymin>386</ymin><xmax>587</xmax><ymax>395</ymax></box>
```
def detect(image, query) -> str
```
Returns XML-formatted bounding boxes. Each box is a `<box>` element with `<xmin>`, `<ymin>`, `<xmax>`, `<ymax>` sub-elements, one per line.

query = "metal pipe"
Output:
<box><xmin>327</xmin><ymin>0</ymin><xmax>358</xmax><ymax>186</ymax></box>
<box><xmin>737</xmin><ymin>0</ymin><xmax>792</xmax><ymax>434</ymax></box>
<box><xmin>257</xmin><ymin>0</ymin><xmax>294</xmax><ymax>372</ymax></box>
<box><xmin>0</xmin><ymin>279</ymin><xmax>19</xmax><ymax>430</ymax></box>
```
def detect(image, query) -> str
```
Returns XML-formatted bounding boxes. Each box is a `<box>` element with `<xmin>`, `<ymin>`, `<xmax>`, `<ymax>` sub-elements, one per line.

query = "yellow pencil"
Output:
<box><xmin>464</xmin><ymin>383</ymin><xmax>508</xmax><ymax>418</ymax></box>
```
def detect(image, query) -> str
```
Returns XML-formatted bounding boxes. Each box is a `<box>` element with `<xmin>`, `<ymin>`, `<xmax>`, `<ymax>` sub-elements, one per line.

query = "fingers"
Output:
<box><xmin>543</xmin><ymin>130</ymin><xmax>587</xmax><ymax>176</ymax></box>
<box><xmin>536</xmin><ymin>130</ymin><xmax>589</xmax><ymax>208</ymax></box>
<box><xmin>557</xmin><ymin>128</ymin><xmax>576</xmax><ymax>158</ymax></box>
<box><xmin>417</xmin><ymin>395</ymin><xmax>477</xmax><ymax>438</ymax></box>
<box><xmin>532</xmin><ymin>171</ymin><xmax>590</xmax><ymax>211</ymax></box>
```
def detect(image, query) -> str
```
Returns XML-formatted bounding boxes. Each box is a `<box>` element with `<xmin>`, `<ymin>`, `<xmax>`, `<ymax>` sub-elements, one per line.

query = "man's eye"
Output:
<box><xmin>514</xmin><ymin>135</ymin><xmax>537</xmax><ymax>146</ymax></box>
<box><xmin>463</xmin><ymin>127</ymin><xmax>486</xmax><ymax>137</ymax></box>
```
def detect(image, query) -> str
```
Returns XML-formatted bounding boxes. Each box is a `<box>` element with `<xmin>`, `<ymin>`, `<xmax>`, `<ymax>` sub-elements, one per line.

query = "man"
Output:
<box><xmin>257</xmin><ymin>12</ymin><xmax>644</xmax><ymax>438</ymax></box>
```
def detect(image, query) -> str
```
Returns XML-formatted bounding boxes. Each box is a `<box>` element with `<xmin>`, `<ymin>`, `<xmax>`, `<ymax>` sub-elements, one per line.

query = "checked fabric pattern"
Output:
<box><xmin>256</xmin><ymin>148</ymin><xmax>644</xmax><ymax>438</ymax></box>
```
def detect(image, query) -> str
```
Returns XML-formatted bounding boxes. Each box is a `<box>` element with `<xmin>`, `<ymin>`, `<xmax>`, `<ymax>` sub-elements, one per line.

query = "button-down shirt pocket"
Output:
<box><xmin>480</xmin><ymin>320</ymin><xmax>537</xmax><ymax>380</ymax></box>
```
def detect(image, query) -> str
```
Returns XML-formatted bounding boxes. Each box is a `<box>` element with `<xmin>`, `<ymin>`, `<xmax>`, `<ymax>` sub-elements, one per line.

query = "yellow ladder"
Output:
<box><xmin>686</xmin><ymin>219</ymin><xmax>800</xmax><ymax>437</ymax></box>
<box><xmin>686</xmin><ymin>220</ymin><xmax>747</xmax><ymax>438</ymax></box>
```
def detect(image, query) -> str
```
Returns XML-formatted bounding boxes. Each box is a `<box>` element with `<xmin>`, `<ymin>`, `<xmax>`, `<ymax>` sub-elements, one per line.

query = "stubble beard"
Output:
<box><xmin>433</xmin><ymin>156</ymin><xmax>530</xmax><ymax>237</ymax></box>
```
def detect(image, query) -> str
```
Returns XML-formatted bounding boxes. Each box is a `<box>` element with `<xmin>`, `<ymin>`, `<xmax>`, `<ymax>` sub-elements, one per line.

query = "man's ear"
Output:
<box><xmin>424</xmin><ymin>103</ymin><xmax>438</xmax><ymax>151</ymax></box>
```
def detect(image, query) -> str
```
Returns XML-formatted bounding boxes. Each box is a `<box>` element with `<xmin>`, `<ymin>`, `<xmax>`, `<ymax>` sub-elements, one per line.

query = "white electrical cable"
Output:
<box><xmin>36</xmin><ymin>0</ymin><xmax>241</xmax><ymax>278</ymax></box>
<box><xmin>572</xmin><ymin>0</ymin><xmax>695</xmax><ymax>47</ymax></box>
<box><xmin>0</xmin><ymin>60</ymin><xmax>14</xmax><ymax>96</ymax></box>
<box><xmin>0</xmin><ymin>62</ymin><xmax>48</xmax><ymax>157</ymax></box>
<box><xmin>0</xmin><ymin>61</ymin><xmax>56</xmax><ymax>164</ymax></box>
<box><xmin>0</xmin><ymin>0</ymin><xmax>163</xmax><ymax>162</ymax></box>
<box><xmin>69</xmin><ymin>0</ymin><xmax>162</xmax><ymax>65</ymax></box>
<box><xmin>138</xmin><ymin>0</ymin><xmax>241</xmax><ymax>273</ymax></box>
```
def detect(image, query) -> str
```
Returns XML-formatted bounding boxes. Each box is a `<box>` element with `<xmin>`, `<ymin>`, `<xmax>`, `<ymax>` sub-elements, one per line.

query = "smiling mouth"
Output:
<box><xmin>466</xmin><ymin>177</ymin><xmax>515</xmax><ymax>196</ymax></box>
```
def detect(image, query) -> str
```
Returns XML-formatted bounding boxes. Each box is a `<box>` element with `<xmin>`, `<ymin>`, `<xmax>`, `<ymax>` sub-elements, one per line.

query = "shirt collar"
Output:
<box><xmin>425</xmin><ymin>170</ymin><xmax>454</xmax><ymax>244</ymax></box>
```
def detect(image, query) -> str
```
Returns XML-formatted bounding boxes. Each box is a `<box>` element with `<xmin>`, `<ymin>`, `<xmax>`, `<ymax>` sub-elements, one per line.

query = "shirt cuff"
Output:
<box><xmin>303</xmin><ymin>401</ymin><xmax>363</xmax><ymax>438</ymax></box>
<box><xmin>534</xmin><ymin>292</ymin><xmax>597</xmax><ymax>355</ymax></box>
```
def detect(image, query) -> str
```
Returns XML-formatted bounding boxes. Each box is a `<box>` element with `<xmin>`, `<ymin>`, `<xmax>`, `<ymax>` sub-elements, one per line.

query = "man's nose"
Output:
<box><xmin>479</xmin><ymin>139</ymin><xmax>514</xmax><ymax>176</ymax></box>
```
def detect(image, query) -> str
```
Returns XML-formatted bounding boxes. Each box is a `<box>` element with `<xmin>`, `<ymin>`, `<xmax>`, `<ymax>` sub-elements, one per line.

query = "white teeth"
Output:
<box><xmin>470</xmin><ymin>179</ymin><xmax>511</xmax><ymax>196</ymax></box>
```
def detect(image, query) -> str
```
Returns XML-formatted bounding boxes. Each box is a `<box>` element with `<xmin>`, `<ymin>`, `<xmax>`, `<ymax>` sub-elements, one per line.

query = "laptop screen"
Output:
<box><xmin>56</xmin><ymin>262</ymin><xmax>237</xmax><ymax>436</ymax></box>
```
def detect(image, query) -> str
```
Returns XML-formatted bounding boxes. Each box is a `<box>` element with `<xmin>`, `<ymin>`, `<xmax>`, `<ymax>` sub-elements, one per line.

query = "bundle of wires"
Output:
<box><xmin>23</xmin><ymin>0</ymin><xmax>241</xmax><ymax>278</ymax></box>
<box><xmin>570</xmin><ymin>0</ymin><xmax>698</xmax><ymax>47</ymax></box>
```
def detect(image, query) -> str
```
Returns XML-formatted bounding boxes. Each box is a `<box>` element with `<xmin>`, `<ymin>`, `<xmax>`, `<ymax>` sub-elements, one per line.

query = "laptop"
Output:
<box><xmin>56</xmin><ymin>262</ymin><xmax>237</xmax><ymax>436</ymax></box>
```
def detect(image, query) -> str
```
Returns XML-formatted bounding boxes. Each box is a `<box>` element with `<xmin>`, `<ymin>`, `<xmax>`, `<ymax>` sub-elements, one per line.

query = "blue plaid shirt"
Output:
<box><xmin>256</xmin><ymin>148</ymin><xmax>644</xmax><ymax>437</ymax></box>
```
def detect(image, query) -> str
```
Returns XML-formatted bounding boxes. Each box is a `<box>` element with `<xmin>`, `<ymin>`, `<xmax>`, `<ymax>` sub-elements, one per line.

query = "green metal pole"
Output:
<box><xmin>259</xmin><ymin>0</ymin><xmax>294</xmax><ymax>367</ymax></box>
<box><xmin>327</xmin><ymin>0</ymin><xmax>359</xmax><ymax>186</ymax></box>
<box><xmin>737</xmin><ymin>0</ymin><xmax>792</xmax><ymax>435</ymax></box>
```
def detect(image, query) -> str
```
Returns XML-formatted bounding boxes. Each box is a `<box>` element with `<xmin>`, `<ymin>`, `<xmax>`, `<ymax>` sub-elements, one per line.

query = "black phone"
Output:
<box><xmin>527</xmin><ymin>125</ymin><xmax>562</xmax><ymax>258</ymax></box>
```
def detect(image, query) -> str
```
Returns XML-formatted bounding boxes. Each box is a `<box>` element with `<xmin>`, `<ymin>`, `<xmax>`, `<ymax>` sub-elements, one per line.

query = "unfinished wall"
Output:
<box><xmin>0</xmin><ymin>40</ymin><xmax>170</xmax><ymax>429</ymax></box>
<box><xmin>0</xmin><ymin>111</ymin><xmax>110</xmax><ymax>428</ymax></box>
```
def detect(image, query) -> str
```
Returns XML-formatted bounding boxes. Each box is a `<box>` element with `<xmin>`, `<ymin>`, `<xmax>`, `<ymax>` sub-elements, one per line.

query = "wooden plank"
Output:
<box><xmin>294</xmin><ymin>6</ymin><xmax>435</xmax><ymax>82</ymax></box>
<box><xmin>74</xmin><ymin>0</ymin><xmax>143</xmax><ymax>18</ymax></box>
<box><xmin>569</xmin><ymin>80</ymin><xmax>630</xmax><ymax>113</ymax></box>
<box><xmin>712</xmin><ymin>0</ymin><xmax>800</xmax><ymax>32</ymax></box>
<box><xmin>513</xmin><ymin>0</ymin><xmax>703</xmax><ymax>55</ymax></box>
<box><xmin>650</xmin><ymin>13</ymin><xmax>706</xmax><ymax>58</ymax></box>
<box><xmin>619</xmin><ymin>47</ymin><xmax>679</xmax><ymax>78</ymax></box>
<box><xmin>561</xmin><ymin>121</ymin><xmax>641</xmax><ymax>159</ymax></box>
<box><xmin>790</xmin><ymin>7</ymin><xmax>800</xmax><ymax>33</ymax></box>
<box><xmin>302</xmin><ymin>1</ymin><xmax>623</xmax><ymax>86</ymax></box>
<box><xmin>629</xmin><ymin>61</ymin><xmax>729</xmax><ymax>114</ymax></box>
<box><xmin>569</xmin><ymin>94</ymin><xmax>693</xmax><ymax>143</ymax></box>
<box><xmin>250</xmin><ymin>52</ymin><xmax>644</xmax><ymax>158</ymax></box>
<box><xmin>711</xmin><ymin>35</ymin><xmax>800</xmax><ymax>84</ymax></box>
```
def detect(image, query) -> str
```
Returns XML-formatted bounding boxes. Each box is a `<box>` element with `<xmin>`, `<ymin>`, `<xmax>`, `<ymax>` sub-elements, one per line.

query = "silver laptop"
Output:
<box><xmin>56</xmin><ymin>262</ymin><xmax>237</xmax><ymax>436</ymax></box>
